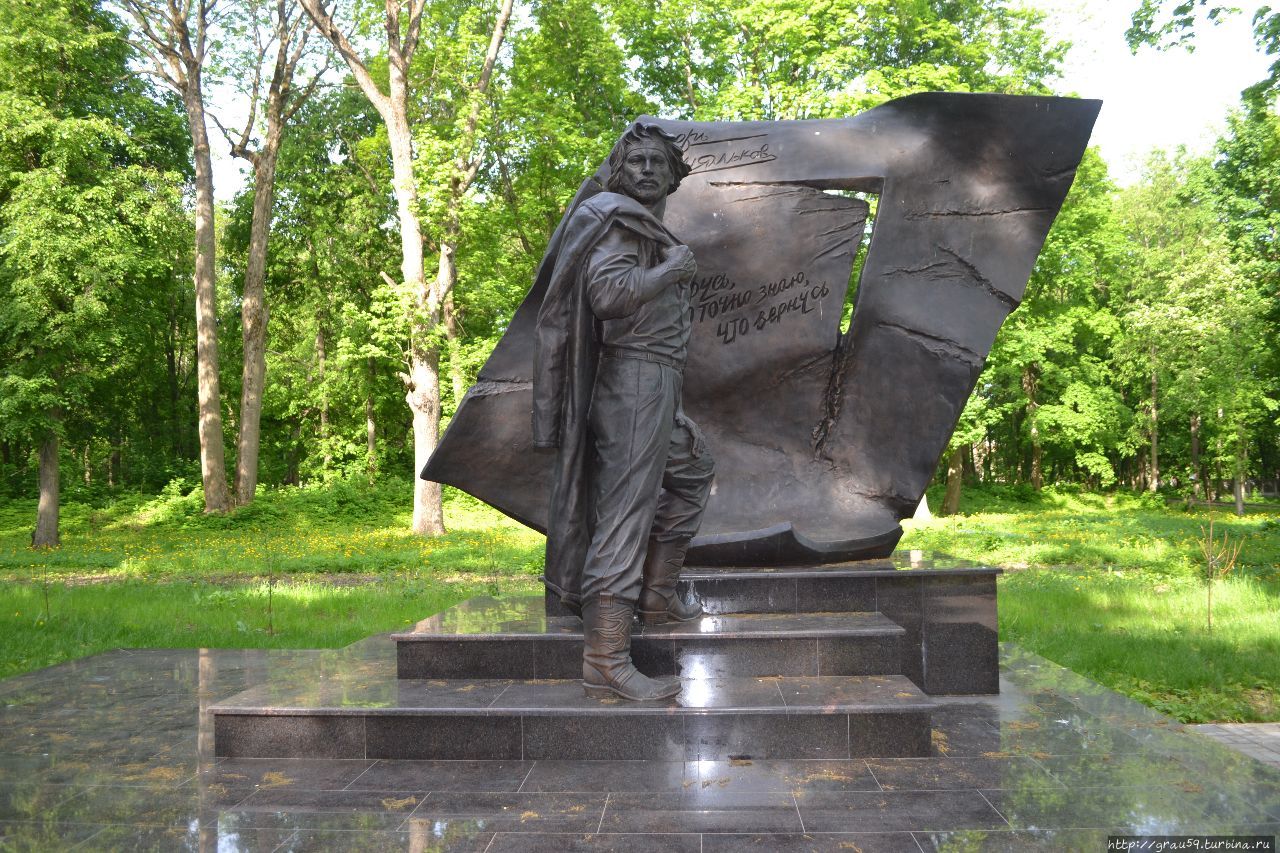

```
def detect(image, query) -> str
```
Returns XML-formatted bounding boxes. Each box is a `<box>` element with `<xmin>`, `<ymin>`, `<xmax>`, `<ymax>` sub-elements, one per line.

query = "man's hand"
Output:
<box><xmin>662</xmin><ymin>245</ymin><xmax>697</xmax><ymax>284</ymax></box>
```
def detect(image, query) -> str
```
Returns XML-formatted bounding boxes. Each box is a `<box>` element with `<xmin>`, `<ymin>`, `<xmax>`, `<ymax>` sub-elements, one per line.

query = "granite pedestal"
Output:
<box><xmin>209</xmin><ymin>552</ymin><xmax>1001</xmax><ymax>762</ymax></box>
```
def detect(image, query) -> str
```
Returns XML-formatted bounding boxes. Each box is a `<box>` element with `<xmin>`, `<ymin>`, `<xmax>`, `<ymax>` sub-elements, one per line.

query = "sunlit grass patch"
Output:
<box><xmin>904</xmin><ymin>485</ymin><xmax>1277</xmax><ymax>575</ymax></box>
<box><xmin>903</xmin><ymin>484</ymin><xmax>1280</xmax><ymax>722</ymax></box>
<box><xmin>0</xmin><ymin>479</ymin><xmax>545</xmax><ymax>584</ymax></box>
<box><xmin>999</xmin><ymin>568</ymin><xmax>1280</xmax><ymax>721</ymax></box>
<box><xmin>0</xmin><ymin>574</ymin><xmax>542</xmax><ymax>680</ymax></box>
<box><xmin>0</xmin><ymin>479</ymin><xmax>545</xmax><ymax>678</ymax></box>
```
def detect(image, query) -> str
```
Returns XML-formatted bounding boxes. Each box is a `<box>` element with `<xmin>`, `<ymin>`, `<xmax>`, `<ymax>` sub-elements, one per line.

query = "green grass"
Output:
<box><xmin>0</xmin><ymin>577</ymin><xmax>531</xmax><ymax>679</ymax></box>
<box><xmin>903</xmin><ymin>483</ymin><xmax>1280</xmax><ymax>722</ymax></box>
<box><xmin>1</xmin><ymin>478</ymin><xmax>1277</xmax><ymax>723</ymax></box>
<box><xmin>903</xmin><ymin>483</ymin><xmax>1280</xmax><ymax>575</ymax></box>
<box><xmin>995</xmin><ymin>568</ymin><xmax>1279</xmax><ymax>722</ymax></box>
<box><xmin>0</xmin><ymin>478</ymin><xmax>545</xmax><ymax>582</ymax></box>
<box><xmin>0</xmin><ymin>478</ymin><xmax>542</xmax><ymax>679</ymax></box>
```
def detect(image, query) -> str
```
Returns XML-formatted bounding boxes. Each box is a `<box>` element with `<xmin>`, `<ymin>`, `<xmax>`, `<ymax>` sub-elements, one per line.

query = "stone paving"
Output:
<box><xmin>1193</xmin><ymin>723</ymin><xmax>1280</xmax><ymax>769</ymax></box>
<box><xmin>0</xmin><ymin>638</ymin><xmax>1276</xmax><ymax>851</ymax></box>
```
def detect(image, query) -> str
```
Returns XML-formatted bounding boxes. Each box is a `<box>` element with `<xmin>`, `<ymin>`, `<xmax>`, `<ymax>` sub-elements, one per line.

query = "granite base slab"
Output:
<box><xmin>1</xmin><ymin>642</ymin><xmax>1278</xmax><ymax>850</ymax></box>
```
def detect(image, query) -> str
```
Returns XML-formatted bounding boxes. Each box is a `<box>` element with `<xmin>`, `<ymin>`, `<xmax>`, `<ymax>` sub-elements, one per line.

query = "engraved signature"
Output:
<box><xmin>690</xmin><ymin>143</ymin><xmax>777</xmax><ymax>174</ymax></box>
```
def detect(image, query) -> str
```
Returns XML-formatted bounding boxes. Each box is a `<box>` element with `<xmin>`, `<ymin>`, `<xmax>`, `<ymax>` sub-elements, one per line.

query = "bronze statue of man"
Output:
<box><xmin>532</xmin><ymin>122</ymin><xmax>714</xmax><ymax>701</ymax></box>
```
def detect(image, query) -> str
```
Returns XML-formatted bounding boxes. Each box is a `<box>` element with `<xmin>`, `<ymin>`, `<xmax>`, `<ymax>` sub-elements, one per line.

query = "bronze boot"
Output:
<box><xmin>638</xmin><ymin>538</ymin><xmax>704</xmax><ymax>625</ymax></box>
<box><xmin>582</xmin><ymin>593</ymin><xmax>681</xmax><ymax>701</ymax></box>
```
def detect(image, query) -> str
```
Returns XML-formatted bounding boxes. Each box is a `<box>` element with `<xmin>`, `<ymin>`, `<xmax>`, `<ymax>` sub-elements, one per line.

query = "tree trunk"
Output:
<box><xmin>1021</xmin><ymin>366</ymin><xmax>1042</xmax><ymax>490</ymax></box>
<box><xmin>228</xmin><ymin>2</ymin><xmax>321</xmax><ymax>503</ymax></box>
<box><xmin>33</xmin><ymin>433</ymin><xmax>60</xmax><ymax>548</ymax></box>
<box><xmin>184</xmin><ymin>83</ymin><xmax>231</xmax><ymax>512</ymax></box>
<box><xmin>316</xmin><ymin>320</ymin><xmax>330</xmax><ymax>472</ymax></box>
<box><xmin>387</xmin><ymin>71</ymin><xmax>444</xmax><ymax>536</ymax></box>
<box><xmin>942</xmin><ymin>444</ymin><xmax>964</xmax><ymax>516</ymax></box>
<box><xmin>1234</xmin><ymin>426</ymin><xmax>1247</xmax><ymax>517</ymax></box>
<box><xmin>82</xmin><ymin>444</ymin><xmax>91</xmax><ymax>486</ymax></box>
<box><xmin>1148</xmin><ymin>360</ymin><xmax>1159</xmax><ymax>493</ymax></box>
<box><xmin>962</xmin><ymin>443</ymin><xmax>977</xmax><ymax>484</ymax></box>
<box><xmin>166</xmin><ymin>297</ymin><xmax>182</xmax><ymax>457</ymax></box>
<box><xmin>234</xmin><ymin>144</ymin><xmax>281</xmax><ymax>505</ymax></box>
<box><xmin>366</xmin><ymin>358</ymin><xmax>378</xmax><ymax>481</ymax></box>
<box><xmin>1190</xmin><ymin>413</ymin><xmax>1202</xmax><ymax>498</ymax></box>
<box><xmin>298</xmin><ymin>0</ymin><xmax>512</xmax><ymax>536</ymax></box>
<box><xmin>443</xmin><ymin>289</ymin><xmax>466</xmax><ymax>406</ymax></box>
<box><xmin>284</xmin><ymin>422</ymin><xmax>302</xmax><ymax>487</ymax></box>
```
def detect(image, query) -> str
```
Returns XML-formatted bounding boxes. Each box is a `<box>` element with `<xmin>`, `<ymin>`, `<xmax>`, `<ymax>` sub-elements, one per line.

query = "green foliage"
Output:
<box><xmin>606</xmin><ymin>0</ymin><xmax>1067</xmax><ymax>120</ymax></box>
<box><xmin>0</xmin><ymin>0</ymin><xmax>1276</xmax><ymax>554</ymax></box>
<box><xmin>1127</xmin><ymin>0</ymin><xmax>1280</xmax><ymax>104</ymax></box>
<box><xmin>0</xmin><ymin>0</ymin><xmax>193</xmax><ymax>503</ymax></box>
<box><xmin>1114</xmin><ymin>151</ymin><xmax>1275</xmax><ymax>494</ymax></box>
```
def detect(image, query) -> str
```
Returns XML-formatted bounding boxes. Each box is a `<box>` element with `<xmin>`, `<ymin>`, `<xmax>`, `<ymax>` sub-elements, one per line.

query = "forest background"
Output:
<box><xmin>2</xmin><ymin>0</ymin><xmax>1278</xmax><ymax>529</ymax></box>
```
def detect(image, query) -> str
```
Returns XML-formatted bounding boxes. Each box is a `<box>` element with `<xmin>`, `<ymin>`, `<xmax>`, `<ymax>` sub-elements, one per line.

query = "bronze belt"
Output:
<box><xmin>599</xmin><ymin>347</ymin><xmax>683</xmax><ymax>370</ymax></box>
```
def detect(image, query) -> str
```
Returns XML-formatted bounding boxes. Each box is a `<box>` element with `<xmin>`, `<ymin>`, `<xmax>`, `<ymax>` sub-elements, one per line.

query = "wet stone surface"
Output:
<box><xmin>0</xmin><ymin>642</ymin><xmax>1276</xmax><ymax>850</ymax></box>
<box><xmin>404</xmin><ymin>563</ymin><xmax>999</xmax><ymax>696</ymax></box>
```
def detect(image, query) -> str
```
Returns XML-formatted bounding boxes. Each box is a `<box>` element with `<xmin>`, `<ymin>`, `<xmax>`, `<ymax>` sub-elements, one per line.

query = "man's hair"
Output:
<box><xmin>605</xmin><ymin>121</ymin><xmax>692</xmax><ymax>196</ymax></box>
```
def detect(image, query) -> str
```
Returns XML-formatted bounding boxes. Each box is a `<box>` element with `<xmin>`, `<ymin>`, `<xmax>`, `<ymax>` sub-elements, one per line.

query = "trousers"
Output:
<box><xmin>581</xmin><ymin>352</ymin><xmax>715</xmax><ymax>604</ymax></box>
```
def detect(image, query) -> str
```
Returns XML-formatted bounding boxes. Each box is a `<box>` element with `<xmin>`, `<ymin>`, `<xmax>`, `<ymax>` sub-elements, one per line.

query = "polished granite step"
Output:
<box><xmin>392</xmin><ymin>596</ymin><xmax>904</xmax><ymax>680</ymax></box>
<box><xmin>520</xmin><ymin>552</ymin><xmax>1000</xmax><ymax>696</ymax></box>
<box><xmin>541</xmin><ymin>552</ymin><xmax>1001</xmax><ymax>619</ymax></box>
<box><xmin>211</xmin><ymin>673</ymin><xmax>935</xmax><ymax>761</ymax></box>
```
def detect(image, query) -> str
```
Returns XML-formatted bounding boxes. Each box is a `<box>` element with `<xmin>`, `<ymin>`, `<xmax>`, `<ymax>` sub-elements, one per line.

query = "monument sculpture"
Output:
<box><xmin>208</xmin><ymin>94</ymin><xmax>1099</xmax><ymax>757</ymax></box>
<box><xmin>422</xmin><ymin>92</ymin><xmax>1101</xmax><ymax>690</ymax></box>
<box><xmin>532</xmin><ymin>122</ymin><xmax>714</xmax><ymax>700</ymax></box>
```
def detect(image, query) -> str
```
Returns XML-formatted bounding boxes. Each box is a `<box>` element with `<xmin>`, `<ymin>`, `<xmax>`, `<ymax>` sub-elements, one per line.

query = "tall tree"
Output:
<box><xmin>299</xmin><ymin>0</ymin><xmax>513</xmax><ymax>534</ymax></box>
<box><xmin>1115</xmin><ymin>152</ymin><xmax>1274</xmax><ymax>507</ymax></box>
<box><xmin>1214</xmin><ymin>106</ymin><xmax>1280</xmax><ymax>494</ymax></box>
<box><xmin>120</xmin><ymin>0</ymin><xmax>232</xmax><ymax>511</ymax></box>
<box><xmin>0</xmin><ymin>0</ymin><xmax>189</xmax><ymax>544</ymax></box>
<box><xmin>214</xmin><ymin>0</ymin><xmax>327</xmax><ymax>505</ymax></box>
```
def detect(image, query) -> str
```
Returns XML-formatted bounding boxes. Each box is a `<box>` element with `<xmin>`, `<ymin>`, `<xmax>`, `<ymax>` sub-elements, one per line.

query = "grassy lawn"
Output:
<box><xmin>1</xmin><ymin>478</ymin><xmax>1277</xmax><ymax>724</ymax></box>
<box><xmin>0</xmin><ymin>479</ymin><xmax>542</xmax><ymax>679</ymax></box>
<box><xmin>904</xmin><ymin>484</ymin><xmax>1280</xmax><ymax>722</ymax></box>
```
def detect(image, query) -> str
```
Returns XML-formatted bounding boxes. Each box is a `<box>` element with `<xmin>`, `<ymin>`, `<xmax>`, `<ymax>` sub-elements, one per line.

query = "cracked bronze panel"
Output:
<box><xmin>422</xmin><ymin>92</ymin><xmax>1099</xmax><ymax>564</ymax></box>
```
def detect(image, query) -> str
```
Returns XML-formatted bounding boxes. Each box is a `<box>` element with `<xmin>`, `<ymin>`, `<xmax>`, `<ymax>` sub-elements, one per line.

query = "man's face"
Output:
<box><xmin>618</xmin><ymin>143</ymin><xmax>673</xmax><ymax>207</ymax></box>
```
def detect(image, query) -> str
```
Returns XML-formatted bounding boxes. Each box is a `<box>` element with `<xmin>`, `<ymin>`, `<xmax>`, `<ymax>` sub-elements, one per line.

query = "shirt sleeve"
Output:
<box><xmin>585</xmin><ymin>227</ymin><xmax>665</xmax><ymax>320</ymax></box>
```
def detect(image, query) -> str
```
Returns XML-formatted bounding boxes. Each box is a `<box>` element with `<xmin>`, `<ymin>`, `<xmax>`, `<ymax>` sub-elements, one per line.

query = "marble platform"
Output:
<box><xmin>1</xmin><ymin>641</ymin><xmax>1276</xmax><ymax>851</ymax></box>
